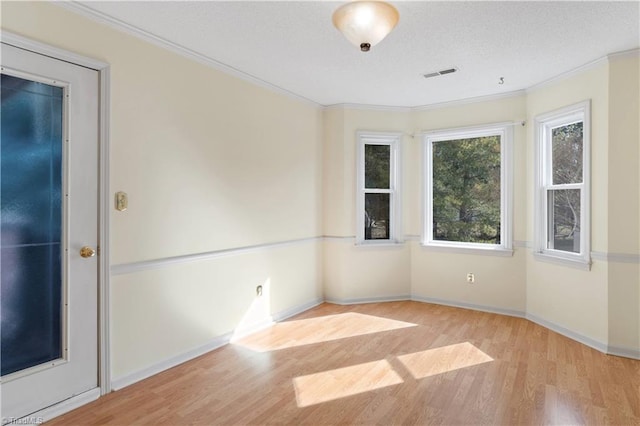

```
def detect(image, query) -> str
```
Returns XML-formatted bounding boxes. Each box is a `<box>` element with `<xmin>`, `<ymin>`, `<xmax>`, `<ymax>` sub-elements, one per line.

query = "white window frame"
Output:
<box><xmin>534</xmin><ymin>100</ymin><xmax>591</xmax><ymax>269</ymax></box>
<box><xmin>422</xmin><ymin>123</ymin><xmax>513</xmax><ymax>255</ymax></box>
<box><xmin>356</xmin><ymin>131</ymin><xmax>402</xmax><ymax>245</ymax></box>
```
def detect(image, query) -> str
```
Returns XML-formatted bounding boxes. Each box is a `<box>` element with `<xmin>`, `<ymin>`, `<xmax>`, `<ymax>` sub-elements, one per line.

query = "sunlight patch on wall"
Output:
<box><xmin>230</xmin><ymin>278</ymin><xmax>273</xmax><ymax>342</ymax></box>
<box><xmin>293</xmin><ymin>359</ymin><xmax>403</xmax><ymax>407</ymax></box>
<box><xmin>396</xmin><ymin>342</ymin><xmax>493</xmax><ymax>379</ymax></box>
<box><xmin>233</xmin><ymin>312</ymin><xmax>416</xmax><ymax>352</ymax></box>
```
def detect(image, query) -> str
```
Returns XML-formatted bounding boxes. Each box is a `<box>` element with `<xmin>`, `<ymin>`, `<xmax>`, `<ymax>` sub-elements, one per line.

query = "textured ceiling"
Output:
<box><xmin>75</xmin><ymin>1</ymin><xmax>639</xmax><ymax>108</ymax></box>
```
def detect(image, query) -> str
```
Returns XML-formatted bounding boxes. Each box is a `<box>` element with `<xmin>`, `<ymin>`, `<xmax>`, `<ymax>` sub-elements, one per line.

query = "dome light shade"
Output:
<box><xmin>332</xmin><ymin>1</ymin><xmax>399</xmax><ymax>52</ymax></box>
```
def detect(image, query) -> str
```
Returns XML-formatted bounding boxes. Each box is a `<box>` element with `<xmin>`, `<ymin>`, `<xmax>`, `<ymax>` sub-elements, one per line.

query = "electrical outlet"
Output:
<box><xmin>466</xmin><ymin>273</ymin><xmax>475</xmax><ymax>283</ymax></box>
<box><xmin>256</xmin><ymin>285</ymin><xmax>263</xmax><ymax>296</ymax></box>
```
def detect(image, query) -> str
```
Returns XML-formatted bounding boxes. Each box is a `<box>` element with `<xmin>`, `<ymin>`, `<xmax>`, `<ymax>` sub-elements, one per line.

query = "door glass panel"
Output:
<box><xmin>1</xmin><ymin>74</ymin><xmax>64</xmax><ymax>376</ymax></box>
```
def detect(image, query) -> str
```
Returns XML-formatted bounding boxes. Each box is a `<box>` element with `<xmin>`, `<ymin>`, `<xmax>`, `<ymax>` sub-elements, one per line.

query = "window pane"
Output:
<box><xmin>548</xmin><ymin>189</ymin><xmax>581</xmax><ymax>253</ymax></box>
<box><xmin>432</xmin><ymin>136</ymin><xmax>501</xmax><ymax>244</ymax></box>
<box><xmin>1</xmin><ymin>74</ymin><xmax>64</xmax><ymax>375</ymax></box>
<box><xmin>552</xmin><ymin>122</ymin><xmax>583</xmax><ymax>185</ymax></box>
<box><xmin>365</xmin><ymin>193</ymin><xmax>390</xmax><ymax>240</ymax></box>
<box><xmin>365</xmin><ymin>144</ymin><xmax>390</xmax><ymax>189</ymax></box>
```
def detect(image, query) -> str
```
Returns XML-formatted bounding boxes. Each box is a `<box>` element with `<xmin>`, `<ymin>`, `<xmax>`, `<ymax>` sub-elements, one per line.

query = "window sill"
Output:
<box><xmin>355</xmin><ymin>239</ymin><xmax>405</xmax><ymax>248</ymax></box>
<box><xmin>419</xmin><ymin>242</ymin><xmax>514</xmax><ymax>257</ymax></box>
<box><xmin>533</xmin><ymin>251</ymin><xmax>592</xmax><ymax>270</ymax></box>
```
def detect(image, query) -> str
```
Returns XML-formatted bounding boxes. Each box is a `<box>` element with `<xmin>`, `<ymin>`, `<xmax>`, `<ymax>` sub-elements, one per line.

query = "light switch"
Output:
<box><xmin>115</xmin><ymin>191</ymin><xmax>128</xmax><ymax>211</ymax></box>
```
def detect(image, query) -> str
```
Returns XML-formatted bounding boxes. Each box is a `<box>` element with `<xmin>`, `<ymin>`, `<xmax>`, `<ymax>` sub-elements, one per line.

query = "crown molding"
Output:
<box><xmin>526</xmin><ymin>55</ymin><xmax>609</xmax><ymax>94</ymax></box>
<box><xmin>52</xmin><ymin>2</ymin><xmax>639</xmax><ymax>112</ymax></box>
<box><xmin>324</xmin><ymin>103</ymin><xmax>412</xmax><ymax>113</ymax></box>
<box><xmin>608</xmin><ymin>47</ymin><xmax>640</xmax><ymax>62</ymax></box>
<box><xmin>55</xmin><ymin>1</ymin><xmax>322</xmax><ymax>109</ymax></box>
<box><xmin>528</xmin><ymin>49</ymin><xmax>640</xmax><ymax>94</ymax></box>
<box><xmin>412</xmin><ymin>90</ymin><xmax>527</xmax><ymax>112</ymax></box>
<box><xmin>324</xmin><ymin>91</ymin><xmax>526</xmax><ymax>113</ymax></box>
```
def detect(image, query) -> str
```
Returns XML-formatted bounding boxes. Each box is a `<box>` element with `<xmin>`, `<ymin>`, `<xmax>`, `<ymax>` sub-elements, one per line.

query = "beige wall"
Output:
<box><xmin>607</xmin><ymin>54</ymin><xmax>640</xmax><ymax>351</ymax></box>
<box><xmin>321</xmin><ymin>102</ymin><xmax>530</xmax><ymax>308</ymax></box>
<box><xmin>410</xmin><ymin>97</ymin><xmax>528</xmax><ymax>313</ymax></box>
<box><xmin>2</xmin><ymin>1</ymin><xmax>324</xmax><ymax>382</ymax></box>
<box><xmin>321</xmin><ymin>98</ymin><xmax>528</xmax><ymax>311</ymax></box>
<box><xmin>324</xmin><ymin>240</ymin><xmax>411</xmax><ymax>301</ymax></box>
<box><xmin>324</xmin><ymin>62</ymin><xmax>638</xmax><ymax>355</ymax></box>
<box><xmin>2</xmin><ymin>2</ymin><xmax>638</xmax><ymax>387</ymax></box>
<box><xmin>322</xmin><ymin>107</ymin><xmax>413</xmax><ymax>301</ymax></box>
<box><xmin>608</xmin><ymin>55</ymin><xmax>639</xmax><ymax>255</ymax></box>
<box><xmin>111</xmin><ymin>243</ymin><xmax>322</xmax><ymax>378</ymax></box>
<box><xmin>525</xmin><ymin>64</ymin><xmax>611</xmax><ymax>346</ymax></box>
<box><xmin>322</xmin><ymin>108</ymin><xmax>347</xmax><ymax>237</ymax></box>
<box><xmin>524</xmin><ymin>55</ymin><xmax>640</xmax><ymax>354</ymax></box>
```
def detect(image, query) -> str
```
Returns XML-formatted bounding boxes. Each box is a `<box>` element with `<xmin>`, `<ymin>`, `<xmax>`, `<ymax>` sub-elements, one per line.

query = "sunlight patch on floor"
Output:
<box><xmin>233</xmin><ymin>312</ymin><xmax>416</xmax><ymax>352</ymax></box>
<box><xmin>293</xmin><ymin>359</ymin><xmax>403</xmax><ymax>407</ymax></box>
<box><xmin>397</xmin><ymin>342</ymin><xmax>493</xmax><ymax>379</ymax></box>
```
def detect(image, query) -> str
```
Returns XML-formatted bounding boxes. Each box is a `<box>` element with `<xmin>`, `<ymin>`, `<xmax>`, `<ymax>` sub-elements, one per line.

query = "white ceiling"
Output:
<box><xmin>75</xmin><ymin>1</ymin><xmax>639</xmax><ymax>108</ymax></box>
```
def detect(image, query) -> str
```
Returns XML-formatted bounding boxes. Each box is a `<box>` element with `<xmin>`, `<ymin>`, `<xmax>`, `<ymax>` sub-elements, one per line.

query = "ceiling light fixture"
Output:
<box><xmin>332</xmin><ymin>1</ymin><xmax>400</xmax><ymax>52</ymax></box>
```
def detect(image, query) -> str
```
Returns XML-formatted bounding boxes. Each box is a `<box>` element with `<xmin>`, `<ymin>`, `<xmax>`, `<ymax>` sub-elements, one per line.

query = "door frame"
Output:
<box><xmin>1</xmin><ymin>31</ymin><xmax>112</xmax><ymax>399</ymax></box>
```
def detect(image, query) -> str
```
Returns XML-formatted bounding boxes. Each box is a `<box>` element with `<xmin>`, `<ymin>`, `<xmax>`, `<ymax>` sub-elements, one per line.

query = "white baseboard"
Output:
<box><xmin>411</xmin><ymin>295</ymin><xmax>526</xmax><ymax>318</ymax></box>
<box><xmin>607</xmin><ymin>344</ymin><xmax>640</xmax><ymax>360</ymax></box>
<box><xmin>413</xmin><ymin>296</ymin><xmax>640</xmax><ymax>359</ymax></box>
<box><xmin>10</xmin><ymin>388</ymin><xmax>101</xmax><ymax>425</ymax></box>
<box><xmin>272</xmin><ymin>298</ymin><xmax>324</xmax><ymax>322</ymax></box>
<box><xmin>525</xmin><ymin>313</ymin><xmax>609</xmax><ymax>354</ymax></box>
<box><xmin>230</xmin><ymin>298</ymin><xmax>324</xmax><ymax>342</ymax></box>
<box><xmin>325</xmin><ymin>294</ymin><xmax>411</xmax><ymax>305</ymax></box>
<box><xmin>111</xmin><ymin>297</ymin><xmax>325</xmax><ymax>391</ymax></box>
<box><xmin>111</xmin><ymin>295</ymin><xmax>639</xmax><ymax>394</ymax></box>
<box><xmin>229</xmin><ymin>318</ymin><xmax>275</xmax><ymax>342</ymax></box>
<box><xmin>111</xmin><ymin>333</ymin><xmax>232</xmax><ymax>391</ymax></box>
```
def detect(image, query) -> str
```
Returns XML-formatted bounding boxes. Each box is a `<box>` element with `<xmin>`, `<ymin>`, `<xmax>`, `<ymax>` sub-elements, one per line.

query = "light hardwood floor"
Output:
<box><xmin>48</xmin><ymin>301</ymin><xmax>639</xmax><ymax>425</ymax></box>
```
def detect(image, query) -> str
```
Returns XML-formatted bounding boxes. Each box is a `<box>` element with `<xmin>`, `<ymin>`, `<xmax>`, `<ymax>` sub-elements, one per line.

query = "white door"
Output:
<box><xmin>1</xmin><ymin>43</ymin><xmax>99</xmax><ymax>423</ymax></box>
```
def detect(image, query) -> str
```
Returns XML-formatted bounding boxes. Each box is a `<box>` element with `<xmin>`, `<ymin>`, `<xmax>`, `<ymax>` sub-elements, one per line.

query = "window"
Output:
<box><xmin>356</xmin><ymin>132</ymin><xmax>402</xmax><ymax>244</ymax></box>
<box><xmin>534</xmin><ymin>101</ymin><xmax>591</xmax><ymax>268</ymax></box>
<box><xmin>423</xmin><ymin>123</ymin><xmax>513</xmax><ymax>254</ymax></box>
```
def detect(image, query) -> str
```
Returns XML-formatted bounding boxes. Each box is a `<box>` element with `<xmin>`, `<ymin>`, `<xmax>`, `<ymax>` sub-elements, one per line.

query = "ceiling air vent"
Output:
<box><xmin>423</xmin><ymin>67</ymin><xmax>458</xmax><ymax>79</ymax></box>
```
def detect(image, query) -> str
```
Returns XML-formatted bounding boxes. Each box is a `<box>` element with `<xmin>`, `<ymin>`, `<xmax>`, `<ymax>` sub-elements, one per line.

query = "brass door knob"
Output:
<box><xmin>80</xmin><ymin>246</ymin><xmax>96</xmax><ymax>258</ymax></box>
